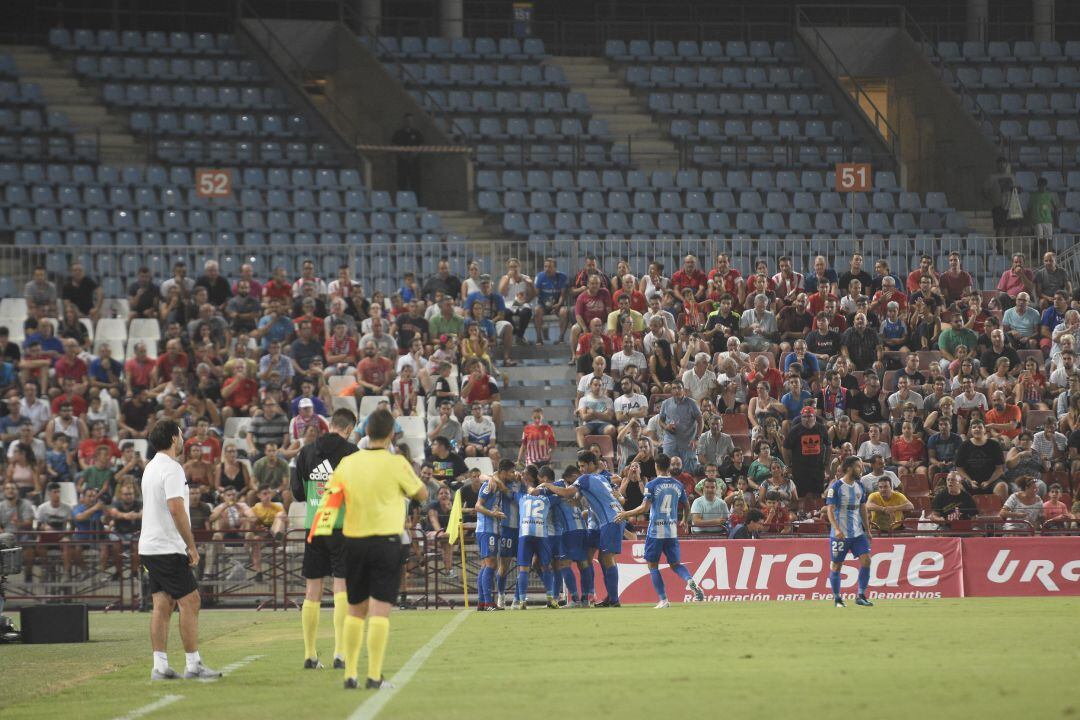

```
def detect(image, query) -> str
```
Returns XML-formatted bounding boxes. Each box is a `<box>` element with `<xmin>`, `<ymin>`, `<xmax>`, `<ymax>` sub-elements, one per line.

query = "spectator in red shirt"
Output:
<box><xmin>323</xmin><ymin>320</ymin><xmax>358</xmax><ymax>372</ymax></box>
<box><xmin>763</xmin><ymin>490</ymin><xmax>793</xmax><ymax>533</ymax></box>
<box><xmin>708</xmin><ymin>253</ymin><xmax>743</xmax><ymax>299</ymax></box>
<box><xmin>459</xmin><ymin>360</ymin><xmax>502</xmax><ymax>428</ymax></box>
<box><xmin>184</xmin><ymin>418</ymin><xmax>222</xmax><ymax>464</ymax></box>
<box><xmin>575</xmin><ymin>316</ymin><xmax>613</xmax><ymax>365</ymax></box>
<box><xmin>231</xmin><ymin>262</ymin><xmax>263</xmax><ymax>300</ymax></box>
<box><xmin>671</xmin><ymin>254</ymin><xmax>707</xmax><ymax>302</ymax></box>
<box><xmin>939</xmin><ymin>252</ymin><xmax>974</xmax><ymax>305</ymax></box>
<box><xmin>669</xmin><ymin>454</ymin><xmax>697</xmax><ymax>499</ymax></box>
<box><xmin>124</xmin><ymin>340</ymin><xmax>155</xmax><ymax>394</ymax></box>
<box><xmin>870</xmin><ymin>276</ymin><xmax>908</xmax><ymax>316</ymax></box>
<box><xmin>745</xmin><ymin>355</ymin><xmax>785</xmax><ymax>399</ymax></box>
<box><xmin>806</xmin><ymin>280</ymin><xmax>838</xmax><ymax>316</ymax></box>
<box><xmin>221</xmin><ymin>362</ymin><xmax>258</xmax><ymax>419</ymax></box>
<box><xmin>612</xmin><ymin>273</ymin><xmax>647</xmax><ymax>313</ymax></box>
<box><xmin>891</xmin><ymin>420</ymin><xmax>928</xmax><ymax>485</ymax></box>
<box><xmin>50</xmin><ymin>377</ymin><xmax>88</xmax><ymax>416</ymax></box>
<box><xmin>571</xmin><ymin>255</ymin><xmax>610</xmax><ymax>299</ymax></box>
<box><xmin>78</xmin><ymin>420</ymin><xmax>121</xmax><ymax>470</ymax></box>
<box><xmin>906</xmin><ymin>255</ymin><xmax>940</xmax><ymax>294</ymax></box>
<box><xmin>261</xmin><ymin>266</ymin><xmax>293</xmax><ymax>305</ymax></box>
<box><xmin>151</xmin><ymin>338</ymin><xmax>189</xmax><ymax>389</ymax></box>
<box><xmin>53</xmin><ymin>339</ymin><xmax>89</xmax><ymax>396</ymax></box>
<box><xmin>518</xmin><ymin>407</ymin><xmax>556</xmax><ymax>466</ymax></box>
<box><xmin>571</xmin><ymin>273</ymin><xmax>613</xmax><ymax>361</ymax></box>
<box><xmin>354</xmin><ymin>340</ymin><xmax>394</xmax><ymax>398</ymax></box>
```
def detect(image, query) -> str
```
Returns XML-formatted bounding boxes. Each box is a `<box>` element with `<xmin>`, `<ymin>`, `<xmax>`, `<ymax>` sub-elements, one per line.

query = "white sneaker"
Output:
<box><xmin>183</xmin><ymin>662</ymin><xmax>223</xmax><ymax>680</ymax></box>
<box><xmin>494</xmin><ymin>593</ymin><xmax>505</xmax><ymax>610</ymax></box>
<box><xmin>654</xmin><ymin>599</ymin><xmax>670</xmax><ymax>609</ymax></box>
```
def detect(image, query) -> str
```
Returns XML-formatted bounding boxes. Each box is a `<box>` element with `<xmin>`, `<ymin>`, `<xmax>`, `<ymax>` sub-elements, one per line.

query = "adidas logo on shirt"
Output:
<box><xmin>309</xmin><ymin>459</ymin><xmax>334</xmax><ymax>494</ymax></box>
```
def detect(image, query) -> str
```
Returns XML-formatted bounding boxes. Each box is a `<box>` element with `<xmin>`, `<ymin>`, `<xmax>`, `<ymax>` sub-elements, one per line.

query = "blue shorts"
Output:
<box><xmin>517</xmin><ymin>535</ymin><xmax>552</xmax><ymax>567</ymax></box>
<box><xmin>499</xmin><ymin>527</ymin><xmax>518</xmax><ymax>558</ymax></box>
<box><xmin>643</xmin><ymin>536</ymin><xmax>681</xmax><ymax>565</ymax></box>
<box><xmin>586</xmin><ymin>528</ymin><xmax>600</xmax><ymax>550</ymax></box>
<box><xmin>598</xmin><ymin>523</ymin><xmax>624</xmax><ymax>555</ymax></box>
<box><xmin>829</xmin><ymin>534</ymin><xmax>871</xmax><ymax>563</ymax></box>
<box><xmin>559</xmin><ymin>529</ymin><xmax>588</xmax><ymax>562</ymax></box>
<box><xmin>477</xmin><ymin>531</ymin><xmax>497</xmax><ymax>559</ymax></box>
<box><xmin>545</xmin><ymin>535</ymin><xmax>561</xmax><ymax>561</ymax></box>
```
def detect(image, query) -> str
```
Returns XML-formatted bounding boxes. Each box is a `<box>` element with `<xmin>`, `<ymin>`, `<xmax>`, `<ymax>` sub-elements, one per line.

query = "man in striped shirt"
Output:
<box><xmin>518</xmin><ymin>408</ymin><xmax>556</xmax><ymax>467</ymax></box>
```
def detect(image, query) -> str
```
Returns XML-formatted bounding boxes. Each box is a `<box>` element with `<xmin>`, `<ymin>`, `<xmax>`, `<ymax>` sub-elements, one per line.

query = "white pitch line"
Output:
<box><xmin>347</xmin><ymin>611</ymin><xmax>469</xmax><ymax>720</ymax></box>
<box><xmin>195</xmin><ymin>654</ymin><xmax>265</xmax><ymax>682</ymax></box>
<box><xmin>112</xmin><ymin>694</ymin><xmax>184</xmax><ymax>720</ymax></box>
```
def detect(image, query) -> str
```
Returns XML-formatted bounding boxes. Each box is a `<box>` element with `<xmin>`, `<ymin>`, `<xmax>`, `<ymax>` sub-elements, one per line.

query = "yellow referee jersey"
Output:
<box><xmin>326</xmin><ymin>448</ymin><xmax>423</xmax><ymax>537</ymax></box>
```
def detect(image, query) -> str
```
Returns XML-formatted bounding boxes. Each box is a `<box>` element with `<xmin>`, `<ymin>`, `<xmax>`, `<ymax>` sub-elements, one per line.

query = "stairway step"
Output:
<box><xmin>502</xmin><ymin>364</ymin><xmax>576</xmax><ymax>383</ymax></box>
<box><xmin>499</xmin><ymin>385</ymin><xmax>575</xmax><ymax>401</ymax></box>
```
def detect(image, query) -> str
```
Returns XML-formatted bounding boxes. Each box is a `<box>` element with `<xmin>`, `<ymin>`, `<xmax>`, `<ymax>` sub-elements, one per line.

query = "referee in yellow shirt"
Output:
<box><xmin>325</xmin><ymin>408</ymin><xmax>428</xmax><ymax>690</ymax></box>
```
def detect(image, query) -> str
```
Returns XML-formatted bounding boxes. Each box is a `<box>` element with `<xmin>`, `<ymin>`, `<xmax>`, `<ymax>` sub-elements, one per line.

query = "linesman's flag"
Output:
<box><xmin>446</xmin><ymin>489</ymin><xmax>463</xmax><ymax>545</ymax></box>
<box><xmin>307</xmin><ymin>486</ymin><xmax>344</xmax><ymax>543</ymax></box>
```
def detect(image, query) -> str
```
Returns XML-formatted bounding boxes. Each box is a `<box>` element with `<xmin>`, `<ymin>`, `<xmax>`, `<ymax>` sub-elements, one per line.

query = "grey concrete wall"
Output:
<box><xmin>802</xmin><ymin>26</ymin><xmax>999</xmax><ymax>210</ymax></box>
<box><xmin>238</xmin><ymin>18</ymin><xmax>471</xmax><ymax>210</ymax></box>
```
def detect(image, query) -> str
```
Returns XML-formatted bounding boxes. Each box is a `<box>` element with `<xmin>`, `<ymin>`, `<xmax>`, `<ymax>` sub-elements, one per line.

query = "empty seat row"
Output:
<box><xmin>1013</xmin><ymin>170</ymin><xmax>1080</xmax><ymax>191</ymax></box>
<box><xmin>368</xmin><ymin>36</ymin><xmax>545</xmax><ymax>61</ymax></box>
<box><xmin>0</xmin><ymin>108</ymin><xmax>69</xmax><ymax>131</ymax></box>
<box><xmin>1</xmin><ymin>207</ymin><xmax>444</xmax><ymax>234</ymax></box>
<box><xmin>629</xmin><ymin>65</ymin><xmax>815</xmax><ymax>90</ymax></box>
<box><xmin>392</xmin><ymin>62</ymin><xmax>566</xmax><ymax>87</ymax></box>
<box><xmin>101</xmin><ymin>82</ymin><xmax>287</xmax><ymax>110</ymax></box>
<box><xmin>0</xmin><ymin>136</ymin><xmax>95</xmax><ymax>160</ymax></box>
<box><xmin>1013</xmin><ymin>145</ymin><xmax>1080</xmax><ymax>168</ymax></box>
<box><xmin>442</xmin><ymin>116</ymin><xmax>607</xmax><ymax>140</ymax></box>
<box><xmin>999</xmin><ymin>119</ymin><xmax>1080</xmax><ymax>141</ymax></box>
<box><xmin>0</xmin><ymin>81</ymin><xmax>43</xmax><ymax>105</ymax></box>
<box><xmin>476</xmin><ymin>168</ymin><xmax>904</xmax><ymax>193</ymax></box>
<box><xmin>605</xmin><ymin>39</ymin><xmax>796</xmax><ymax>63</ymax></box>
<box><xmin>690</xmin><ymin>144</ymin><xmax>866</xmax><ymax>168</ymax></box>
<box><xmin>0</xmin><ymin>163</ymin><xmax>362</xmax><ymax>190</ymax></box>
<box><xmin>644</xmin><ymin>89</ymin><xmax>836</xmax><ymax>117</ymax></box>
<box><xmin>50</xmin><ymin>28</ymin><xmax>236</xmax><ymax>55</ymax></box>
<box><xmin>976</xmin><ymin>91</ymin><xmax>1080</xmax><ymax>116</ymax></box>
<box><xmin>478</xmin><ymin>189</ymin><xmax>946</xmax><ymax>214</ymax></box>
<box><xmin>953</xmin><ymin>65</ymin><xmax>1080</xmax><ymax>89</ymax></box>
<box><xmin>669</xmin><ymin>118</ymin><xmax>855</xmax><ymax>142</ymax></box>
<box><xmin>130</xmin><ymin>111</ymin><xmax>309</xmax><ymax>137</ymax></box>
<box><xmin>13</xmin><ymin>230</ymin><xmax>451</xmax><ymax>253</ymax></box>
<box><xmin>446</xmin><ymin>114</ymin><xmax>599</xmax><ymax>139</ymax></box>
<box><xmin>152</xmin><ymin>139</ymin><xmax>337</xmax><ymax>166</ymax></box>
<box><xmin>0</xmin><ymin>54</ymin><xmax>16</xmax><ymax>78</ymax></box>
<box><xmin>412</xmin><ymin>89</ymin><xmax>586</xmax><ymax>114</ymax></box>
<box><xmin>473</xmin><ymin>143</ymin><xmax>625</xmax><ymax>168</ymax></box>
<box><xmin>937</xmin><ymin>40</ymin><xmax>1080</xmax><ymax>63</ymax></box>
<box><xmin>73</xmin><ymin>56</ymin><xmax>262</xmax><ymax>82</ymax></box>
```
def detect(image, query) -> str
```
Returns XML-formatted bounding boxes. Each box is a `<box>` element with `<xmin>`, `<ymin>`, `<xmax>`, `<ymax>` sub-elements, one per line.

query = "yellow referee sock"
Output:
<box><xmin>301</xmin><ymin>600</ymin><xmax>320</xmax><ymax>661</ymax></box>
<box><xmin>366</xmin><ymin>616</ymin><xmax>390</xmax><ymax>682</ymax></box>
<box><xmin>343</xmin><ymin>615</ymin><xmax>365</xmax><ymax>680</ymax></box>
<box><xmin>332</xmin><ymin>592</ymin><xmax>348</xmax><ymax>659</ymax></box>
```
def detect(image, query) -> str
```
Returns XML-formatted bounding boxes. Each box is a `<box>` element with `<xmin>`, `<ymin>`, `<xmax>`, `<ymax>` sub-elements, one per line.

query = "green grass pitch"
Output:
<box><xmin>3</xmin><ymin>598</ymin><xmax>1079</xmax><ymax>720</ymax></box>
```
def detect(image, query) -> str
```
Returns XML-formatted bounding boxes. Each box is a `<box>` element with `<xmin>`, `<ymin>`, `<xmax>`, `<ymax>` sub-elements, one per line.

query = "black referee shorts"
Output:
<box><xmin>343</xmin><ymin>536</ymin><xmax>404</xmax><ymax>605</ymax></box>
<box><xmin>141</xmin><ymin>553</ymin><xmax>198</xmax><ymax>600</ymax></box>
<box><xmin>302</xmin><ymin>529</ymin><xmax>347</xmax><ymax>580</ymax></box>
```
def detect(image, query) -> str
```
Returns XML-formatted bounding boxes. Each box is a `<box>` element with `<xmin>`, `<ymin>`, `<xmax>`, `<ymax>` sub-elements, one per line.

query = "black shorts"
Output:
<box><xmin>792</xmin><ymin>466</ymin><xmax>826</xmax><ymax>497</ymax></box>
<box><xmin>343</xmin><ymin>535</ymin><xmax>405</xmax><ymax>604</ymax></box>
<box><xmin>141</xmin><ymin>553</ymin><xmax>198</xmax><ymax>600</ymax></box>
<box><xmin>302</xmin><ymin>530</ymin><xmax>347</xmax><ymax>580</ymax></box>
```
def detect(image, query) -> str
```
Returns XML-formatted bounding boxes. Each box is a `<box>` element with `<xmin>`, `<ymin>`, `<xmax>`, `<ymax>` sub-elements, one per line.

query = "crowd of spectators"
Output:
<box><xmin>2</xmin><ymin>244</ymin><xmax>1079</xmax><ymax>581</ymax></box>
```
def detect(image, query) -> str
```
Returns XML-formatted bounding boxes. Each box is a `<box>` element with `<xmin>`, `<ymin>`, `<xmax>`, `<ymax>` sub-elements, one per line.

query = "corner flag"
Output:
<box><xmin>447</xmin><ymin>489</ymin><xmax>463</xmax><ymax>545</ymax></box>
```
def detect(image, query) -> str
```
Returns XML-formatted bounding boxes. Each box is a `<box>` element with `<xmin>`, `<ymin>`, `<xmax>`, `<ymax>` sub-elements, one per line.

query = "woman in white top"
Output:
<box><xmin>999</xmin><ymin>476</ymin><xmax>1044</xmax><ymax>531</ymax></box>
<box><xmin>460</xmin><ymin>261</ymin><xmax>483</xmax><ymax>300</ymax></box>
<box><xmin>638</xmin><ymin>261</ymin><xmax>670</xmax><ymax>301</ymax></box>
<box><xmin>856</xmin><ymin>424</ymin><xmax>892</xmax><ymax>463</ymax></box>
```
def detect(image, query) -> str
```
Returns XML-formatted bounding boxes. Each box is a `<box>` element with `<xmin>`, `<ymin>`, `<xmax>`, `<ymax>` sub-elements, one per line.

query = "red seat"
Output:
<box><xmin>796</xmin><ymin>521</ymin><xmax>828</xmax><ymax>534</ymax></box>
<box><xmin>903</xmin><ymin>474</ymin><xmax>930</xmax><ymax>497</ymax></box>
<box><xmin>916</xmin><ymin>350</ymin><xmax>942</xmax><ymax>371</ymax></box>
<box><xmin>882</xmin><ymin>370</ymin><xmax>899</xmax><ymax>392</ymax></box>
<box><xmin>722</xmin><ymin>413</ymin><xmax>749</xmax><ymax>436</ymax></box>
<box><xmin>909</xmin><ymin>496</ymin><xmax>931</xmax><ymax>512</ymax></box>
<box><xmin>1045</xmin><ymin>469</ymin><xmax>1071</xmax><ymax>494</ymax></box>
<box><xmin>1024</xmin><ymin>409</ymin><xmax>1052</xmax><ymax>430</ymax></box>
<box><xmin>732</xmin><ymin>435</ymin><xmax>752</xmax><ymax>453</ymax></box>
<box><xmin>975</xmin><ymin>494</ymin><xmax>1002</xmax><ymax>515</ymax></box>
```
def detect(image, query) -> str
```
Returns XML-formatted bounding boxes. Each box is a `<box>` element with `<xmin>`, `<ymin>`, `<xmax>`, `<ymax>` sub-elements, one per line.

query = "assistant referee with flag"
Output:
<box><xmin>314</xmin><ymin>408</ymin><xmax>428</xmax><ymax>690</ymax></box>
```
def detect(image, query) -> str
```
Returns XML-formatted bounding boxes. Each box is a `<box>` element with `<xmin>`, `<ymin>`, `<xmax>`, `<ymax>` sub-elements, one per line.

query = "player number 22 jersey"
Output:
<box><xmin>826</xmin><ymin>478</ymin><xmax>866</xmax><ymax>539</ymax></box>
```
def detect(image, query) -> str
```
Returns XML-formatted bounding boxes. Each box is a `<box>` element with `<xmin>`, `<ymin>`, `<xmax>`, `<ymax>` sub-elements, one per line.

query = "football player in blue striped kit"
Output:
<box><xmin>825</xmin><ymin>455</ymin><xmax>874</xmax><ymax>608</ymax></box>
<box><xmin>542</xmin><ymin>451</ymin><xmax>625</xmax><ymax>607</ymax></box>
<box><xmin>544</xmin><ymin>465</ymin><xmax>591</xmax><ymax>607</ymax></box>
<box><xmin>513</xmin><ymin>474</ymin><xmax>559</xmax><ymax>609</ymax></box>
<box><xmin>616</xmin><ymin>455</ymin><xmax>706</xmax><ymax>608</ymax></box>
<box><xmin>495</xmin><ymin>460</ymin><xmax>522</xmax><ymax>609</ymax></box>
<box><xmin>473</xmin><ymin>472</ymin><xmax>506</xmax><ymax>611</ymax></box>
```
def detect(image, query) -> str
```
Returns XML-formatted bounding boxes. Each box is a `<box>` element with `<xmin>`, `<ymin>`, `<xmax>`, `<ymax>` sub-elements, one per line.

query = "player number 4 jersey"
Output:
<box><xmin>644</xmin><ymin>476</ymin><xmax>686</xmax><ymax>539</ymax></box>
<box><xmin>826</xmin><ymin>478</ymin><xmax>866</xmax><ymax>539</ymax></box>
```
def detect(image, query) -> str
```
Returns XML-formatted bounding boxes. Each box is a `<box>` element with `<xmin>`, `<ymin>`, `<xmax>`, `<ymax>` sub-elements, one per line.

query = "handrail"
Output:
<box><xmin>234</xmin><ymin>0</ymin><xmax>365</xmax><ymax>165</ymax></box>
<box><xmin>794</xmin><ymin>7</ymin><xmax>900</xmax><ymax>164</ymax></box>
<box><xmin>332</xmin><ymin>0</ymin><xmax>468</xmax><ymax>141</ymax></box>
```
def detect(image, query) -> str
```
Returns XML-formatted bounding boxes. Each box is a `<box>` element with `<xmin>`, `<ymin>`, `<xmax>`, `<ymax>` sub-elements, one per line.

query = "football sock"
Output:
<box><xmin>496</xmin><ymin>572</ymin><xmax>507</xmax><ymax>596</ymax></box>
<box><xmin>477</xmin><ymin>566</ymin><xmax>488</xmax><ymax>603</ymax></box>
<box><xmin>561</xmin><ymin>567</ymin><xmax>579</xmax><ymax>601</ymax></box>
<box><xmin>672</xmin><ymin>564</ymin><xmax>693</xmax><ymax>583</ymax></box>
<box><xmin>541</xmin><ymin>569</ymin><xmax>554</xmax><ymax>596</ymax></box>
<box><xmin>602</xmin><ymin>565</ymin><xmax>620</xmax><ymax>603</ymax></box>
<box><xmin>343</xmin><ymin>615</ymin><xmax>364</xmax><ymax>680</ymax></box>
<box><xmin>552</xmin><ymin>567</ymin><xmax>563</xmax><ymax>596</ymax></box>
<box><xmin>482</xmin><ymin>566</ymin><xmax>495</xmax><ymax>603</ymax></box>
<box><xmin>649</xmin><ymin>568</ymin><xmax>667</xmax><ymax>601</ymax></box>
<box><xmin>829</xmin><ymin>570</ymin><xmax>842</xmax><ymax>599</ymax></box>
<box><xmin>153</xmin><ymin>651</ymin><xmax>169</xmax><ymax>673</ymax></box>
<box><xmin>858</xmin><ymin>566</ymin><xmax>870</xmax><ymax>596</ymax></box>
<box><xmin>185</xmin><ymin>651</ymin><xmax>201</xmax><ymax>672</ymax></box>
<box><xmin>366</xmin><ymin>616</ymin><xmax>389</xmax><ymax>682</ymax></box>
<box><xmin>581</xmin><ymin>565</ymin><xmax>595</xmax><ymax>597</ymax></box>
<box><xmin>301</xmin><ymin>600</ymin><xmax>320</xmax><ymax>660</ymax></box>
<box><xmin>516</xmin><ymin>570</ymin><xmax>529</xmax><ymax>602</ymax></box>
<box><xmin>332</xmin><ymin>592</ymin><xmax>348</xmax><ymax>658</ymax></box>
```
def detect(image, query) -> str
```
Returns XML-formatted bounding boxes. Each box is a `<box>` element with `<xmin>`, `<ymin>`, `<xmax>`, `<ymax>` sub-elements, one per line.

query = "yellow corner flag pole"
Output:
<box><xmin>447</xmin><ymin>489</ymin><xmax>468</xmax><ymax>608</ymax></box>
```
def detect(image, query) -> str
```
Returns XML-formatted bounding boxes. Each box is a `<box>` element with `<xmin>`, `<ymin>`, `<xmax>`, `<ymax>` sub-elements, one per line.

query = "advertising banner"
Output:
<box><xmin>961</xmin><ymin>537</ymin><xmax>1080</xmax><ymax>597</ymax></box>
<box><xmin>615</xmin><ymin>537</ymin><xmax>964</xmax><ymax>603</ymax></box>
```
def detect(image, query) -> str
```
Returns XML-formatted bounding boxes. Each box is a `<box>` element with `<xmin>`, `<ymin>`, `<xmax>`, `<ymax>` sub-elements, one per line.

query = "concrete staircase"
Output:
<box><xmin>549</xmin><ymin>56</ymin><xmax>680</xmax><ymax>174</ymax></box>
<box><xmin>3</xmin><ymin>45</ymin><xmax>146</xmax><ymax>165</ymax></box>
<box><xmin>960</xmin><ymin>210</ymin><xmax>995</xmax><ymax>238</ymax></box>
<box><xmin>439</xmin><ymin>209</ymin><xmax>509</xmax><ymax>244</ymax></box>
<box><xmin>496</xmin><ymin>326</ymin><xmax>579</xmax><ymax>468</ymax></box>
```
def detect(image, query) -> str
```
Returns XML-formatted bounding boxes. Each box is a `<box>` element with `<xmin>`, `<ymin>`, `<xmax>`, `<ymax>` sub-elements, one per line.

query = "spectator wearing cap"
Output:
<box><xmin>463</xmin><ymin>273</ymin><xmax>516</xmax><ymax>366</ymax></box>
<box><xmin>681</xmin><ymin>352</ymin><xmax>717</xmax><ymax>404</ymax></box>
<box><xmin>288</xmin><ymin>398</ymin><xmax>329</xmax><ymax>446</ymax></box>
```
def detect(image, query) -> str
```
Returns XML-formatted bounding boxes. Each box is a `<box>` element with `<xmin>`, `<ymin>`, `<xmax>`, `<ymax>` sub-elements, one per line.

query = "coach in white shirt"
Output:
<box><xmin>139</xmin><ymin>420</ymin><xmax>221</xmax><ymax>681</ymax></box>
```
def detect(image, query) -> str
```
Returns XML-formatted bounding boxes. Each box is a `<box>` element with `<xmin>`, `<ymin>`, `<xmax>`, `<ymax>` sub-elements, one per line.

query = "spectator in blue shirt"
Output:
<box><xmin>533</xmin><ymin>257</ymin><xmax>570</xmax><ymax>344</ymax></box>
